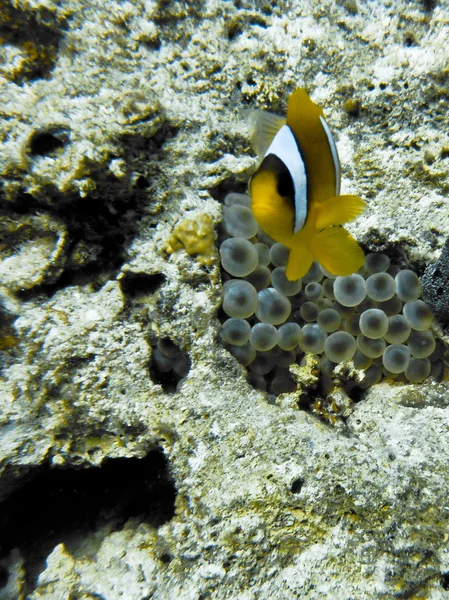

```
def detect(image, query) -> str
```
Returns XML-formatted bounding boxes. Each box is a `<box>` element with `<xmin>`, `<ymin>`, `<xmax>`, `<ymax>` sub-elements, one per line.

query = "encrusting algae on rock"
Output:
<box><xmin>164</xmin><ymin>213</ymin><xmax>217</xmax><ymax>267</ymax></box>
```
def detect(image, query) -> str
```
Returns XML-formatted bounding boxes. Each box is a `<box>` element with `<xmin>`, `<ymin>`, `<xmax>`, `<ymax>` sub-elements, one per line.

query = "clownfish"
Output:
<box><xmin>246</xmin><ymin>88</ymin><xmax>366</xmax><ymax>281</ymax></box>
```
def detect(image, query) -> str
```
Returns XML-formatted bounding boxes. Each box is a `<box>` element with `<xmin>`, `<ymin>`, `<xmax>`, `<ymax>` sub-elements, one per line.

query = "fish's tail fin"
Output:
<box><xmin>315</xmin><ymin>195</ymin><xmax>366</xmax><ymax>230</ymax></box>
<box><xmin>285</xmin><ymin>243</ymin><xmax>314</xmax><ymax>281</ymax></box>
<box><xmin>310</xmin><ymin>227</ymin><xmax>365</xmax><ymax>276</ymax></box>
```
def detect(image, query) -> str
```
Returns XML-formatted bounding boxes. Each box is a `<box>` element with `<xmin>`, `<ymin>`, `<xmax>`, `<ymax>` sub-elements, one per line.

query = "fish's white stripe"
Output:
<box><xmin>264</xmin><ymin>124</ymin><xmax>307</xmax><ymax>234</ymax></box>
<box><xmin>319</xmin><ymin>115</ymin><xmax>341</xmax><ymax>196</ymax></box>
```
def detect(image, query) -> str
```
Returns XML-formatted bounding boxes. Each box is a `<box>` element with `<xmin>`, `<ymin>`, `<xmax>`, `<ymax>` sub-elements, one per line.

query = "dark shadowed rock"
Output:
<box><xmin>422</xmin><ymin>239</ymin><xmax>449</xmax><ymax>321</ymax></box>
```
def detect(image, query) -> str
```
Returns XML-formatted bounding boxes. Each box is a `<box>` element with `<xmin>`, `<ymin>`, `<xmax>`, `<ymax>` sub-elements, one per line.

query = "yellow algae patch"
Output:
<box><xmin>164</xmin><ymin>214</ymin><xmax>217</xmax><ymax>267</ymax></box>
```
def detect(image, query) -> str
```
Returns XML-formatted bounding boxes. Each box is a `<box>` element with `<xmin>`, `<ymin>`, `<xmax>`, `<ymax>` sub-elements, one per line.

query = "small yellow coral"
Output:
<box><xmin>164</xmin><ymin>214</ymin><xmax>217</xmax><ymax>267</ymax></box>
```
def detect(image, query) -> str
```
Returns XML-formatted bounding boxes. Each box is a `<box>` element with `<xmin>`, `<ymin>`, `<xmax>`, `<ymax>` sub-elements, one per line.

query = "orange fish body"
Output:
<box><xmin>248</xmin><ymin>88</ymin><xmax>366</xmax><ymax>281</ymax></box>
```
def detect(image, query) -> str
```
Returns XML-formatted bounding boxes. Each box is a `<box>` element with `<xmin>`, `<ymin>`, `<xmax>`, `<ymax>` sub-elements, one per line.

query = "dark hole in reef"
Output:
<box><xmin>261</xmin><ymin>4</ymin><xmax>273</xmax><ymax>15</ymax></box>
<box><xmin>334</xmin><ymin>483</ymin><xmax>345</xmax><ymax>494</ymax></box>
<box><xmin>0</xmin><ymin>0</ymin><xmax>65</xmax><ymax>82</ymax></box>
<box><xmin>135</xmin><ymin>175</ymin><xmax>149</xmax><ymax>189</ymax></box>
<box><xmin>119</xmin><ymin>272</ymin><xmax>166</xmax><ymax>298</ymax></box>
<box><xmin>0</xmin><ymin>302</ymin><xmax>19</xmax><ymax>373</ymax></box>
<box><xmin>160</xmin><ymin>553</ymin><xmax>172</xmax><ymax>564</ymax></box>
<box><xmin>29</xmin><ymin>130</ymin><xmax>68</xmax><ymax>156</ymax></box>
<box><xmin>121</xmin><ymin>124</ymin><xmax>179</xmax><ymax>155</ymax></box>
<box><xmin>348</xmin><ymin>386</ymin><xmax>365</xmax><ymax>403</ymax></box>
<box><xmin>142</xmin><ymin>35</ymin><xmax>162</xmax><ymax>50</ymax></box>
<box><xmin>149</xmin><ymin>362</ymin><xmax>180</xmax><ymax>393</ymax></box>
<box><xmin>227</xmin><ymin>21</ymin><xmax>243</xmax><ymax>40</ymax></box>
<box><xmin>290</xmin><ymin>478</ymin><xmax>304</xmax><ymax>494</ymax></box>
<box><xmin>8</xmin><ymin>121</ymin><xmax>170</xmax><ymax>299</ymax></box>
<box><xmin>13</xmin><ymin>178</ymin><xmax>146</xmax><ymax>299</ymax></box>
<box><xmin>422</xmin><ymin>0</ymin><xmax>437</xmax><ymax>10</ymax></box>
<box><xmin>297</xmin><ymin>386</ymin><xmax>318</xmax><ymax>411</ymax></box>
<box><xmin>0</xmin><ymin>449</ymin><xmax>176</xmax><ymax>592</ymax></box>
<box><xmin>441</xmin><ymin>573</ymin><xmax>449</xmax><ymax>590</ymax></box>
<box><xmin>379</xmin><ymin>83</ymin><xmax>387</xmax><ymax>90</ymax></box>
<box><xmin>149</xmin><ymin>337</ymin><xmax>191</xmax><ymax>393</ymax></box>
<box><xmin>5</xmin><ymin>192</ymin><xmax>35</xmax><ymax>215</ymax></box>
<box><xmin>441</xmin><ymin>150</ymin><xmax>449</xmax><ymax>160</ymax></box>
<box><xmin>208</xmin><ymin>176</ymin><xmax>248</xmax><ymax>201</ymax></box>
<box><xmin>404</xmin><ymin>34</ymin><xmax>417</xmax><ymax>47</ymax></box>
<box><xmin>0</xmin><ymin>564</ymin><xmax>8</xmax><ymax>589</ymax></box>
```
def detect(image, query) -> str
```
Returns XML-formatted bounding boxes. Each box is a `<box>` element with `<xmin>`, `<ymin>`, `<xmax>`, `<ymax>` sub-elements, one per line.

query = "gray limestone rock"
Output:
<box><xmin>1</xmin><ymin>0</ymin><xmax>449</xmax><ymax>598</ymax></box>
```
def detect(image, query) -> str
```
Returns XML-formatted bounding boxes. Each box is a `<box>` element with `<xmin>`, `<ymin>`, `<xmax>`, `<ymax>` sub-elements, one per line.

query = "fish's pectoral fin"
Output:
<box><xmin>242</xmin><ymin>109</ymin><xmax>286</xmax><ymax>158</ymax></box>
<box><xmin>285</xmin><ymin>244</ymin><xmax>314</xmax><ymax>281</ymax></box>
<box><xmin>315</xmin><ymin>195</ymin><xmax>366</xmax><ymax>230</ymax></box>
<box><xmin>310</xmin><ymin>227</ymin><xmax>365</xmax><ymax>276</ymax></box>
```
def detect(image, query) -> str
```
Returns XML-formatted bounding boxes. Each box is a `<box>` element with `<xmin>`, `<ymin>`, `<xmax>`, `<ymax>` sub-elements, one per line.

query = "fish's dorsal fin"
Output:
<box><xmin>287</xmin><ymin>88</ymin><xmax>339</xmax><ymax>203</ymax></box>
<box><xmin>319</xmin><ymin>116</ymin><xmax>341</xmax><ymax>196</ymax></box>
<box><xmin>287</xmin><ymin>88</ymin><xmax>324</xmax><ymax>132</ymax></box>
<box><xmin>243</xmin><ymin>109</ymin><xmax>286</xmax><ymax>159</ymax></box>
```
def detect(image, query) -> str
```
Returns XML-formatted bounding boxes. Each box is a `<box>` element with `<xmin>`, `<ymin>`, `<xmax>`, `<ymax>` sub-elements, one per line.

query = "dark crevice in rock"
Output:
<box><xmin>0</xmin><ymin>0</ymin><xmax>65</xmax><ymax>82</ymax></box>
<box><xmin>422</xmin><ymin>238</ymin><xmax>449</xmax><ymax>323</ymax></box>
<box><xmin>119</xmin><ymin>271</ymin><xmax>166</xmax><ymax>298</ymax></box>
<box><xmin>0</xmin><ymin>564</ymin><xmax>7</xmax><ymax>589</ymax></box>
<box><xmin>159</xmin><ymin>552</ymin><xmax>172</xmax><ymax>564</ymax></box>
<box><xmin>290</xmin><ymin>478</ymin><xmax>304</xmax><ymax>494</ymax></box>
<box><xmin>0</xmin><ymin>193</ymin><xmax>35</xmax><ymax>216</ymax></box>
<box><xmin>29</xmin><ymin>129</ymin><xmax>70</xmax><ymax>156</ymax></box>
<box><xmin>149</xmin><ymin>337</ymin><xmax>191</xmax><ymax>393</ymax></box>
<box><xmin>12</xmin><ymin>179</ymin><xmax>146</xmax><ymax>300</ymax></box>
<box><xmin>120</xmin><ymin>124</ymin><xmax>179</xmax><ymax>158</ymax></box>
<box><xmin>348</xmin><ymin>386</ymin><xmax>366</xmax><ymax>403</ymax></box>
<box><xmin>0</xmin><ymin>300</ymin><xmax>20</xmax><ymax>372</ymax></box>
<box><xmin>148</xmin><ymin>363</ymin><xmax>184</xmax><ymax>392</ymax></box>
<box><xmin>422</xmin><ymin>0</ymin><xmax>437</xmax><ymax>10</ymax></box>
<box><xmin>3</xmin><ymin>121</ymin><xmax>171</xmax><ymax>300</ymax></box>
<box><xmin>0</xmin><ymin>449</ymin><xmax>177</xmax><ymax>592</ymax></box>
<box><xmin>208</xmin><ymin>177</ymin><xmax>248</xmax><ymax>201</ymax></box>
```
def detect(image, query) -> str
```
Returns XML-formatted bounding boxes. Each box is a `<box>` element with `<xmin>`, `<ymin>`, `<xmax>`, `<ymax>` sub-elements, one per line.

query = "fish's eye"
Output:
<box><xmin>259</xmin><ymin>154</ymin><xmax>294</xmax><ymax>198</ymax></box>
<box><xmin>272</xmin><ymin>156</ymin><xmax>294</xmax><ymax>197</ymax></box>
<box><xmin>276</xmin><ymin>169</ymin><xmax>294</xmax><ymax>198</ymax></box>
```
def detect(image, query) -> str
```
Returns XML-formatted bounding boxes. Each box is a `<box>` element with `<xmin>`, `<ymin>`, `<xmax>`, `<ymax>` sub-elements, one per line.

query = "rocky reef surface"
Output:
<box><xmin>1</xmin><ymin>0</ymin><xmax>449</xmax><ymax>598</ymax></box>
